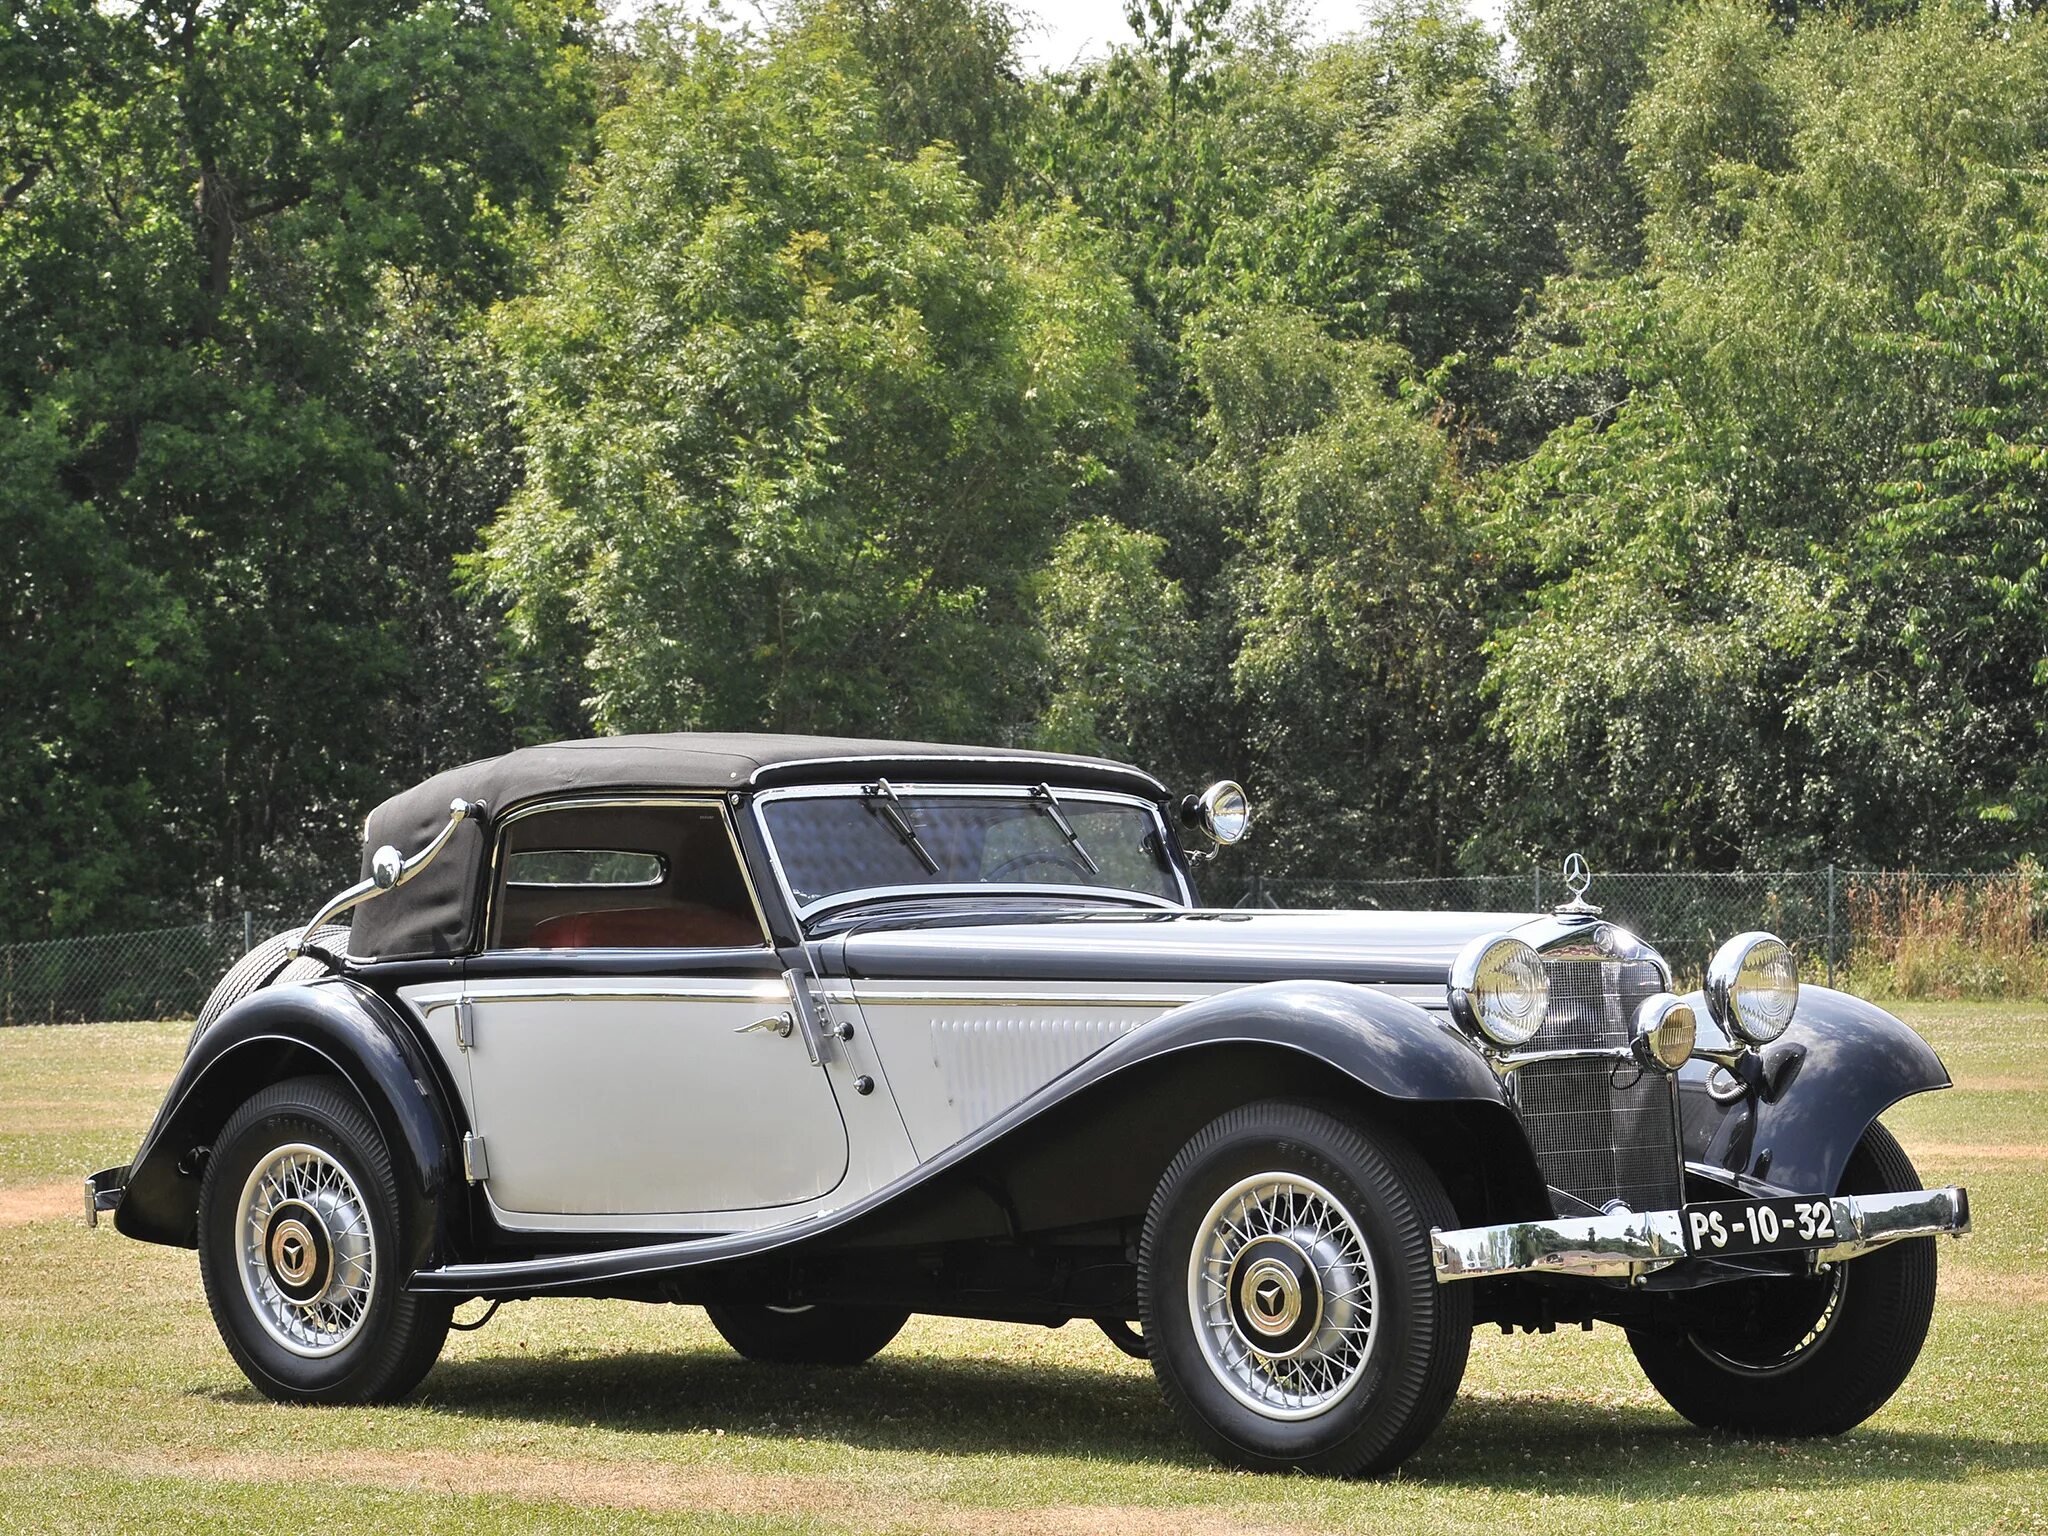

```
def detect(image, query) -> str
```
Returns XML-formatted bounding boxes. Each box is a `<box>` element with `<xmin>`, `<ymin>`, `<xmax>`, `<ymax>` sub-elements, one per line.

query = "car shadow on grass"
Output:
<box><xmin>409</xmin><ymin>1345</ymin><xmax>1206</xmax><ymax>1467</ymax></box>
<box><xmin>377</xmin><ymin>1345</ymin><xmax>2045</xmax><ymax>1489</ymax></box>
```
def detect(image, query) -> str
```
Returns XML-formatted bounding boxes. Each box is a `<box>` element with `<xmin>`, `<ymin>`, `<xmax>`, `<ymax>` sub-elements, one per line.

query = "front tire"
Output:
<box><xmin>197</xmin><ymin>1076</ymin><xmax>450</xmax><ymax>1403</ymax></box>
<box><xmin>1140</xmin><ymin>1101</ymin><xmax>1471</xmax><ymax>1476</ymax></box>
<box><xmin>704</xmin><ymin>1302</ymin><xmax>910</xmax><ymax>1365</ymax></box>
<box><xmin>1629</xmin><ymin>1122</ymin><xmax>1937</xmax><ymax>1436</ymax></box>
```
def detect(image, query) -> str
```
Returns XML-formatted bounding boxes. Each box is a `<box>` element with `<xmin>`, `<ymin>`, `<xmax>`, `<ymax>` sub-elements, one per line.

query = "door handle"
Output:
<box><xmin>735</xmin><ymin>1012</ymin><xmax>793</xmax><ymax>1038</ymax></box>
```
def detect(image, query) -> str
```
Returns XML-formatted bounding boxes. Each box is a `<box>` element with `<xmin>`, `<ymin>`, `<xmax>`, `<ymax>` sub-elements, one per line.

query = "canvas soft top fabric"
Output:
<box><xmin>348</xmin><ymin>733</ymin><xmax>1166</xmax><ymax>959</ymax></box>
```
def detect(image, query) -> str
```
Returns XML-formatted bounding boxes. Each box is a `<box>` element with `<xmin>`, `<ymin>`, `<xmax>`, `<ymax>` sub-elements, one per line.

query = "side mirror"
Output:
<box><xmin>370</xmin><ymin>845</ymin><xmax>404</xmax><ymax>889</ymax></box>
<box><xmin>1181</xmin><ymin>781</ymin><xmax>1252</xmax><ymax>848</ymax></box>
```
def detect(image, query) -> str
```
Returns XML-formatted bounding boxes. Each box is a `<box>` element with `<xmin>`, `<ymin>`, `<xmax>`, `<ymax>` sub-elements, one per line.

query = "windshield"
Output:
<box><xmin>759</xmin><ymin>786</ymin><xmax>1185</xmax><ymax>913</ymax></box>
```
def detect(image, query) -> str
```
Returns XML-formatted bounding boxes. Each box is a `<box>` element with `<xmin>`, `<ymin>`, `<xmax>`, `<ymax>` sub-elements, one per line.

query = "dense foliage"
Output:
<box><xmin>10</xmin><ymin>0</ymin><xmax>2048</xmax><ymax>936</ymax></box>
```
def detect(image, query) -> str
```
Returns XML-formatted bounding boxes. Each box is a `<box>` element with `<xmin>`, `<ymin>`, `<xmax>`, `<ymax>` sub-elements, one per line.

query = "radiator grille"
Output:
<box><xmin>1515</xmin><ymin>951</ymin><xmax>1684</xmax><ymax>1214</ymax></box>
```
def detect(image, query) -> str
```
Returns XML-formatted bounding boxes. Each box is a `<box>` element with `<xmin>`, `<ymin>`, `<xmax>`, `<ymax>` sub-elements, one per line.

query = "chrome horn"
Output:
<box><xmin>286</xmin><ymin>798</ymin><xmax>483</xmax><ymax>958</ymax></box>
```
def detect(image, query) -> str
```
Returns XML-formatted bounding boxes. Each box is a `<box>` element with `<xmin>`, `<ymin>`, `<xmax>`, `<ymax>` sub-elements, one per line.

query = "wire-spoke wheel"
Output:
<box><xmin>1141</xmin><ymin>1100</ymin><xmax>1470</xmax><ymax>1477</ymax></box>
<box><xmin>199</xmin><ymin>1076</ymin><xmax>450</xmax><ymax>1404</ymax></box>
<box><xmin>1188</xmin><ymin>1174</ymin><xmax>1378</xmax><ymax>1420</ymax></box>
<box><xmin>235</xmin><ymin>1143</ymin><xmax>379</xmax><ymax>1357</ymax></box>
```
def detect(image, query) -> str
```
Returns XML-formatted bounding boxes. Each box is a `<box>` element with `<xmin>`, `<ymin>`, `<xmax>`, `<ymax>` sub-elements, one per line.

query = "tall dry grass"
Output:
<box><xmin>1839</xmin><ymin>866</ymin><xmax>2048</xmax><ymax>999</ymax></box>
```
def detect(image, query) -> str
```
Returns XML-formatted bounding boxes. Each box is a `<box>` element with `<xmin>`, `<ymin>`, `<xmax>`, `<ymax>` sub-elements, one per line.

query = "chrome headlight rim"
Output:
<box><xmin>1449</xmin><ymin>933</ymin><xmax>1551</xmax><ymax>1048</ymax></box>
<box><xmin>1195</xmin><ymin>780</ymin><xmax>1252</xmax><ymax>846</ymax></box>
<box><xmin>1705</xmin><ymin>931</ymin><xmax>1800</xmax><ymax>1045</ymax></box>
<box><xmin>1632</xmin><ymin>992</ymin><xmax>1698</xmax><ymax>1073</ymax></box>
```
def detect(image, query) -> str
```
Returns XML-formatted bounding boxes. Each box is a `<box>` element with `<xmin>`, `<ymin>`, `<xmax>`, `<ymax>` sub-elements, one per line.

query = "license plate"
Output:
<box><xmin>1682</xmin><ymin>1196</ymin><xmax>1838</xmax><ymax>1256</ymax></box>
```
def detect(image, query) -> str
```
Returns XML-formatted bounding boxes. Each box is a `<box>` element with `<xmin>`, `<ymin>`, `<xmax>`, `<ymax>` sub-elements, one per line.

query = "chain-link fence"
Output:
<box><xmin>1211</xmin><ymin>868</ymin><xmax>2048</xmax><ymax>994</ymax></box>
<box><xmin>7</xmin><ymin>870</ymin><xmax>2045</xmax><ymax>1022</ymax></box>
<box><xmin>0</xmin><ymin>915</ymin><xmax>262</xmax><ymax>1026</ymax></box>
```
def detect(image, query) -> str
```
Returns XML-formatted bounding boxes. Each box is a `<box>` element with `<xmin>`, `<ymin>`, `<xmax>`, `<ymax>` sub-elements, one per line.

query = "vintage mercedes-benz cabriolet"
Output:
<box><xmin>88</xmin><ymin>734</ymin><xmax>1969</xmax><ymax>1475</ymax></box>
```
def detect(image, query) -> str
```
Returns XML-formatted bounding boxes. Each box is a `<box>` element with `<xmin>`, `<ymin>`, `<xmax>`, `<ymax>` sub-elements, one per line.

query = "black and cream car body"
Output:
<box><xmin>89</xmin><ymin>734</ymin><xmax>1970</xmax><ymax>1475</ymax></box>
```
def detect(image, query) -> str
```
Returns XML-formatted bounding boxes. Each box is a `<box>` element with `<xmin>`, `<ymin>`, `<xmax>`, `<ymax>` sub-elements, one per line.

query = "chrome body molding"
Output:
<box><xmin>1430</xmin><ymin>1185</ymin><xmax>1971</xmax><ymax>1283</ymax></box>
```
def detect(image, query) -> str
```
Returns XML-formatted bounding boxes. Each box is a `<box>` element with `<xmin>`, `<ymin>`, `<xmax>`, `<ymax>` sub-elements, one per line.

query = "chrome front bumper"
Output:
<box><xmin>1430</xmin><ymin>1185</ymin><xmax>1971</xmax><ymax>1283</ymax></box>
<box><xmin>84</xmin><ymin>1165</ymin><xmax>128</xmax><ymax>1229</ymax></box>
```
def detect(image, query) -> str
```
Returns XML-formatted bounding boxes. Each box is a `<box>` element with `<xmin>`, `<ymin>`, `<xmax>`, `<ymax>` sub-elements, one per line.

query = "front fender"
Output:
<box><xmin>113</xmin><ymin>978</ymin><xmax>463</xmax><ymax>1256</ymax></box>
<box><xmin>1125</xmin><ymin>978</ymin><xmax>1516</xmax><ymax>1103</ymax></box>
<box><xmin>1678</xmin><ymin>985</ymin><xmax>1950</xmax><ymax>1197</ymax></box>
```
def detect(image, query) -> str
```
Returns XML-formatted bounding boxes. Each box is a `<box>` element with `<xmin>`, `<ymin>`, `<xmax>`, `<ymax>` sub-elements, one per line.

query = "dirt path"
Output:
<box><xmin>0</xmin><ymin>1445</ymin><xmax>1311</xmax><ymax>1536</ymax></box>
<box><xmin>0</xmin><ymin>1183</ymin><xmax>79</xmax><ymax>1228</ymax></box>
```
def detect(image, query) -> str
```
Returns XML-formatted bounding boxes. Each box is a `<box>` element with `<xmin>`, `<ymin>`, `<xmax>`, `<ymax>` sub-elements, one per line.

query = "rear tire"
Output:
<box><xmin>1628</xmin><ymin>1122</ymin><xmax>1937</xmax><ymax>1436</ymax></box>
<box><xmin>704</xmin><ymin>1302</ymin><xmax>910</xmax><ymax>1366</ymax></box>
<box><xmin>1139</xmin><ymin>1100</ymin><xmax>1471</xmax><ymax>1476</ymax></box>
<box><xmin>197</xmin><ymin>1076</ymin><xmax>451</xmax><ymax>1404</ymax></box>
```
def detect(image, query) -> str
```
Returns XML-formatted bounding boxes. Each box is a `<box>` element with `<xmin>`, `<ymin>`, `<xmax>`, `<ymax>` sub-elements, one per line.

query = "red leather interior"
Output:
<box><xmin>521</xmin><ymin>905</ymin><xmax>761</xmax><ymax>950</ymax></box>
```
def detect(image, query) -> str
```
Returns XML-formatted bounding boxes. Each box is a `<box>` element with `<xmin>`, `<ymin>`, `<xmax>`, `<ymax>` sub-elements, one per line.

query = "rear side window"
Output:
<box><xmin>505</xmin><ymin>849</ymin><xmax>666</xmax><ymax>887</ymax></box>
<box><xmin>491</xmin><ymin>803</ymin><xmax>765</xmax><ymax>950</ymax></box>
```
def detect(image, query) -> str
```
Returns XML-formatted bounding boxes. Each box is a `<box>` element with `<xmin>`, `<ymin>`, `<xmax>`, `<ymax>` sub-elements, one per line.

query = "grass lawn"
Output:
<box><xmin>1</xmin><ymin>1007</ymin><xmax>2043</xmax><ymax>1534</ymax></box>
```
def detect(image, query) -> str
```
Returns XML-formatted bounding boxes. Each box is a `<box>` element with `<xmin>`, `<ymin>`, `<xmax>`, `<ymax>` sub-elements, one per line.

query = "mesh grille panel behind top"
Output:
<box><xmin>1515</xmin><ymin>953</ymin><xmax>1684</xmax><ymax>1214</ymax></box>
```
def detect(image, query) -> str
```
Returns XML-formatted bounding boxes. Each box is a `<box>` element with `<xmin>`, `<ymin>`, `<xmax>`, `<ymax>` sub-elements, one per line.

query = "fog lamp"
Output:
<box><xmin>1633</xmin><ymin>993</ymin><xmax>1698</xmax><ymax>1073</ymax></box>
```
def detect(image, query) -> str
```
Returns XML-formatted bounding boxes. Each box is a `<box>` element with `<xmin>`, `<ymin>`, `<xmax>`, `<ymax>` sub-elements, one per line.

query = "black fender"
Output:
<box><xmin>1677</xmin><ymin>984</ymin><xmax>1950</xmax><ymax>1197</ymax></box>
<box><xmin>412</xmin><ymin>979</ymin><xmax>1547</xmax><ymax>1297</ymax></box>
<box><xmin>113</xmin><ymin>977</ymin><xmax>464</xmax><ymax>1264</ymax></box>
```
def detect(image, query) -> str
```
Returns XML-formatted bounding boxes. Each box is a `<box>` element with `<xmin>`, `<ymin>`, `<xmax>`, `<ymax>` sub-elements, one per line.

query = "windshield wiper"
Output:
<box><xmin>1031</xmin><ymin>783</ymin><xmax>1102</xmax><ymax>875</ymax></box>
<box><xmin>862</xmin><ymin>779</ymin><xmax>942</xmax><ymax>874</ymax></box>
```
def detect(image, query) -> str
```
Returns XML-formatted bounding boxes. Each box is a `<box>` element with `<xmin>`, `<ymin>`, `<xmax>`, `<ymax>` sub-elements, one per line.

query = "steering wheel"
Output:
<box><xmin>985</xmin><ymin>849</ymin><xmax>1094</xmax><ymax>883</ymax></box>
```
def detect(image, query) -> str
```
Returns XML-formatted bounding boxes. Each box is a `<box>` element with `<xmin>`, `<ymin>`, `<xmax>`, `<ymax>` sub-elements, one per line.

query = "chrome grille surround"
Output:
<box><xmin>1507</xmin><ymin>920</ymin><xmax>1686</xmax><ymax>1217</ymax></box>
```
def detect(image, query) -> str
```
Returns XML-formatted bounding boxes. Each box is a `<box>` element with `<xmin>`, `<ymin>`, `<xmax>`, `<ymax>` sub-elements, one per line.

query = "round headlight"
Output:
<box><xmin>1705</xmin><ymin>932</ymin><xmax>1799</xmax><ymax>1044</ymax></box>
<box><xmin>1194</xmin><ymin>781</ymin><xmax>1252</xmax><ymax>846</ymax></box>
<box><xmin>1449</xmin><ymin>934</ymin><xmax>1550</xmax><ymax>1047</ymax></box>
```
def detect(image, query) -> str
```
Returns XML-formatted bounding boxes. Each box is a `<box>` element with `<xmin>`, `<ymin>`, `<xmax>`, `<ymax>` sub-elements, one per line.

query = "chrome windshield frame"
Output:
<box><xmin>749</xmin><ymin>782</ymin><xmax>1196</xmax><ymax>924</ymax></box>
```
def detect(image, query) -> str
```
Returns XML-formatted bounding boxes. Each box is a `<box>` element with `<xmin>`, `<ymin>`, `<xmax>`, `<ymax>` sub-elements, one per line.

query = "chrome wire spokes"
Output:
<box><xmin>1186</xmin><ymin>1173</ymin><xmax>1379</xmax><ymax>1421</ymax></box>
<box><xmin>235</xmin><ymin>1143</ymin><xmax>378</xmax><ymax>1358</ymax></box>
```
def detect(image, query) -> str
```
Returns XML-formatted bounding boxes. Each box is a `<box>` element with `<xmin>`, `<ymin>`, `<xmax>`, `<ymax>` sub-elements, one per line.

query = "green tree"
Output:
<box><xmin>476</xmin><ymin>21</ymin><xmax>1137</xmax><ymax>740</ymax></box>
<box><xmin>1510</xmin><ymin>0</ymin><xmax>1666</xmax><ymax>270</ymax></box>
<box><xmin>1866</xmin><ymin>192</ymin><xmax>2048</xmax><ymax>839</ymax></box>
<box><xmin>1032</xmin><ymin>518</ymin><xmax>1196</xmax><ymax>761</ymax></box>
<box><xmin>827</xmin><ymin>0</ymin><xmax>1032</xmax><ymax>203</ymax></box>
<box><xmin>1481</xmin><ymin>3</ymin><xmax>2048</xmax><ymax>869</ymax></box>
<box><xmin>1196</xmin><ymin>307</ymin><xmax>1489</xmax><ymax>874</ymax></box>
<box><xmin>1271</xmin><ymin>1</ymin><xmax>1561</xmax><ymax>381</ymax></box>
<box><xmin>0</xmin><ymin>0</ymin><xmax>595</xmax><ymax>937</ymax></box>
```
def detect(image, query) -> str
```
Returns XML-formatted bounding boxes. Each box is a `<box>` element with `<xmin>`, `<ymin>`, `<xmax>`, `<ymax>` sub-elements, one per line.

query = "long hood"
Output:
<box><xmin>830</xmin><ymin>906</ymin><xmax>1538</xmax><ymax>992</ymax></box>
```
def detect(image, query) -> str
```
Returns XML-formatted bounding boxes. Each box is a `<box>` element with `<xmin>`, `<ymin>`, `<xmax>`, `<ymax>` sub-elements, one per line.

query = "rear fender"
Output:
<box><xmin>1677</xmin><ymin>985</ymin><xmax>1950</xmax><ymax>1196</ymax></box>
<box><xmin>113</xmin><ymin>978</ymin><xmax>463</xmax><ymax>1261</ymax></box>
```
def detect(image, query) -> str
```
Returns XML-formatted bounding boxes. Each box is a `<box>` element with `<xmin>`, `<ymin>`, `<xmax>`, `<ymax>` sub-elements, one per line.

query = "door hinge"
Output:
<box><xmin>781</xmin><ymin>967</ymin><xmax>828</xmax><ymax>1067</ymax></box>
<box><xmin>455</xmin><ymin>998</ymin><xmax>475</xmax><ymax>1050</ymax></box>
<box><xmin>462</xmin><ymin>1131</ymin><xmax>489</xmax><ymax>1183</ymax></box>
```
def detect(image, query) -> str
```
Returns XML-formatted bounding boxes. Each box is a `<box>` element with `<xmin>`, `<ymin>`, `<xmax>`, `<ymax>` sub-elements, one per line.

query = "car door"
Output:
<box><xmin>457</xmin><ymin>797</ymin><xmax>850</xmax><ymax>1221</ymax></box>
